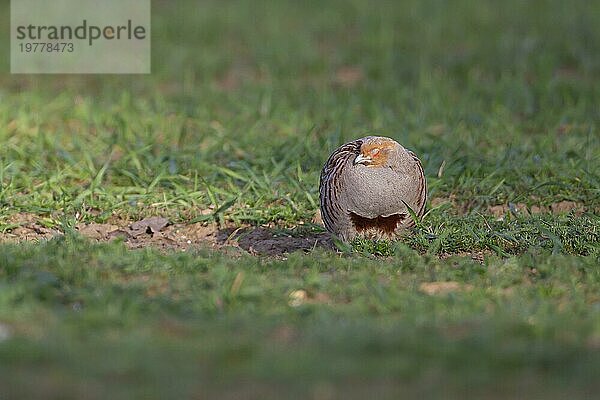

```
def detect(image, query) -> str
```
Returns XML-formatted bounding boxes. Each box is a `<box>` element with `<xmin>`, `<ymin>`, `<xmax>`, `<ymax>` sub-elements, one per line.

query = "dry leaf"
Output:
<box><xmin>129</xmin><ymin>217</ymin><xmax>170</xmax><ymax>237</ymax></box>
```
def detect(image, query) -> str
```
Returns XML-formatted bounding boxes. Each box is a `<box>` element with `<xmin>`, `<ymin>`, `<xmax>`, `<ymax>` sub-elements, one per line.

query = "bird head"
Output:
<box><xmin>354</xmin><ymin>137</ymin><xmax>397</xmax><ymax>167</ymax></box>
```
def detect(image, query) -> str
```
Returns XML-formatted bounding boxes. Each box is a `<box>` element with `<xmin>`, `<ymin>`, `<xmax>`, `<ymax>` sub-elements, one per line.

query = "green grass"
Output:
<box><xmin>1</xmin><ymin>237</ymin><xmax>599</xmax><ymax>399</ymax></box>
<box><xmin>0</xmin><ymin>0</ymin><xmax>599</xmax><ymax>398</ymax></box>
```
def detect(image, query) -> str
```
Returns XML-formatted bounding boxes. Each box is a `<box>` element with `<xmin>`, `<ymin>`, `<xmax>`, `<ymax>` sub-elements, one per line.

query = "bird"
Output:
<box><xmin>319</xmin><ymin>136</ymin><xmax>426</xmax><ymax>242</ymax></box>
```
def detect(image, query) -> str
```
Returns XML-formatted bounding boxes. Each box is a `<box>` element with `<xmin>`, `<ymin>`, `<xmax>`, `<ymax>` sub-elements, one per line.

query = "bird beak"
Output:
<box><xmin>354</xmin><ymin>154</ymin><xmax>372</xmax><ymax>165</ymax></box>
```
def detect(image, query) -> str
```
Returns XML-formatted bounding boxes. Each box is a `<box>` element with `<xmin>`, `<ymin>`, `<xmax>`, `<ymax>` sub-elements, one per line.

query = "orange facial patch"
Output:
<box><xmin>360</xmin><ymin>140</ymin><xmax>395</xmax><ymax>166</ymax></box>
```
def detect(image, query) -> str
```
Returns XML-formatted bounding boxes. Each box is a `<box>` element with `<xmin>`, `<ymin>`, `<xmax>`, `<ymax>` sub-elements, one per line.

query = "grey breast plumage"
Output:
<box><xmin>319</xmin><ymin>136</ymin><xmax>426</xmax><ymax>241</ymax></box>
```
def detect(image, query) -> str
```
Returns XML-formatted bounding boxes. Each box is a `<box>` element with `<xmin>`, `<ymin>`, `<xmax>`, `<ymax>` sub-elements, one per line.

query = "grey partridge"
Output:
<box><xmin>319</xmin><ymin>136</ymin><xmax>426</xmax><ymax>241</ymax></box>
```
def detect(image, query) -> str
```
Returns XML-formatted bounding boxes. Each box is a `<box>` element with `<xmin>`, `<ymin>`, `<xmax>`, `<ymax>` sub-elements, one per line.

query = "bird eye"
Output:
<box><xmin>369</xmin><ymin>148</ymin><xmax>380</xmax><ymax>157</ymax></box>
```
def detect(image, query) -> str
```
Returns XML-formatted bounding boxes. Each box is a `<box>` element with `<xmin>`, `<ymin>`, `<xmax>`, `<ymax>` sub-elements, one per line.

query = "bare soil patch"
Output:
<box><xmin>0</xmin><ymin>213</ymin><xmax>333</xmax><ymax>256</ymax></box>
<box><xmin>217</xmin><ymin>226</ymin><xmax>332</xmax><ymax>256</ymax></box>
<box><xmin>0</xmin><ymin>213</ymin><xmax>61</xmax><ymax>243</ymax></box>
